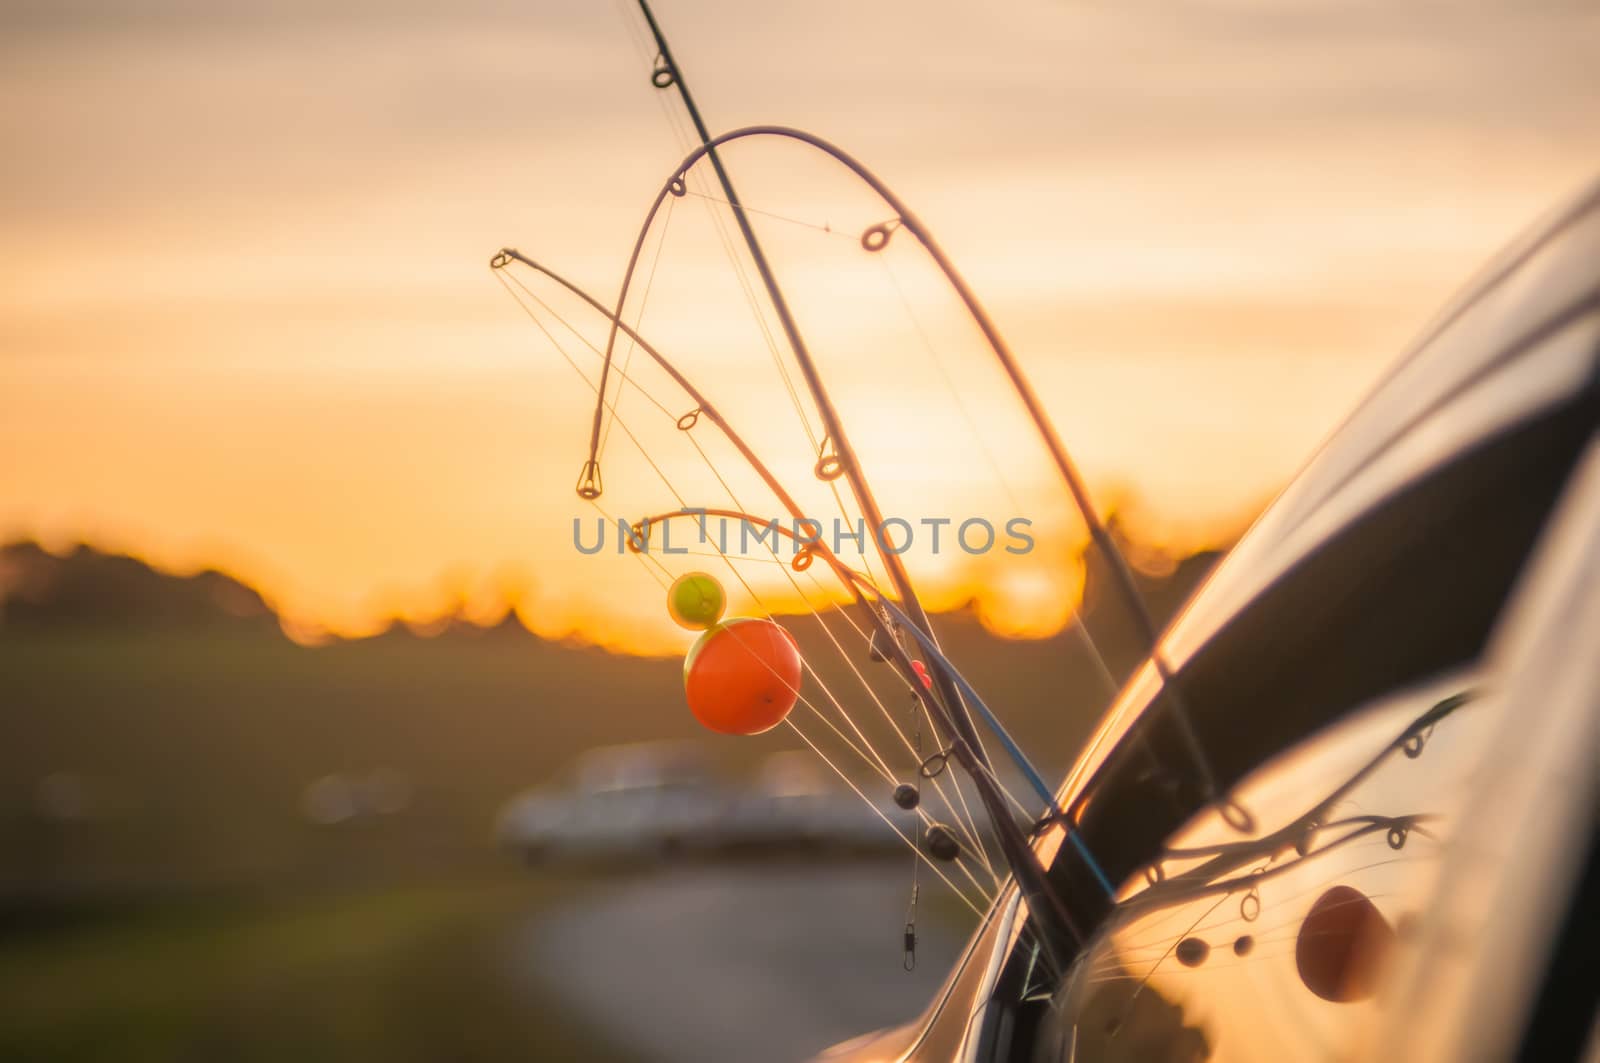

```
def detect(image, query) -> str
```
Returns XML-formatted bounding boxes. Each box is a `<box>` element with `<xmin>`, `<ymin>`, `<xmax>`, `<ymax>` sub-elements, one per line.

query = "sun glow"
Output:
<box><xmin>3</xmin><ymin>1</ymin><xmax>1594</xmax><ymax>656</ymax></box>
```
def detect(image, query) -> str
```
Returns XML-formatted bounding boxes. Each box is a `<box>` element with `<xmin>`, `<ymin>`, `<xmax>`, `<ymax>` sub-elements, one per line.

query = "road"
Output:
<box><xmin>508</xmin><ymin>862</ymin><xmax>980</xmax><ymax>1062</ymax></box>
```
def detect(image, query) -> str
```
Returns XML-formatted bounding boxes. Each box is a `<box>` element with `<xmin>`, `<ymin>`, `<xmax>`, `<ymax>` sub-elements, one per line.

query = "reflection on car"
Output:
<box><xmin>816</xmin><ymin>179</ymin><xmax>1600</xmax><ymax>1061</ymax></box>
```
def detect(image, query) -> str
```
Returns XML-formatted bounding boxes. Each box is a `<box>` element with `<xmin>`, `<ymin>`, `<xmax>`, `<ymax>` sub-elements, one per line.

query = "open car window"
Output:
<box><xmin>1161</xmin><ymin>183</ymin><xmax>1600</xmax><ymax>667</ymax></box>
<box><xmin>1043</xmin><ymin>248</ymin><xmax>1599</xmax><ymax>929</ymax></box>
<box><xmin>974</xmin><ymin>434</ymin><xmax>1600</xmax><ymax>1063</ymax></box>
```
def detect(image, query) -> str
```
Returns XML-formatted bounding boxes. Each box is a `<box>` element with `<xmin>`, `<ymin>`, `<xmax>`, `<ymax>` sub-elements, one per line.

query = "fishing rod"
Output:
<box><xmin>491</xmin><ymin>250</ymin><xmax>946</xmax><ymax>735</ymax></box>
<box><xmin>614</xmin><ymin>0</ymin><xmax>1089</xmax><ymax>953</ymax></box>
<box><xmin>626</xmin><ymin>0</ymin><xmax>1203</xmax><ymax>766</ymax></box>
<box><xmin>602</xmin><ymin>1</ymin><xmax>990</xmax><ymax>777</ymax></box>
<box><xmin>592</xmin><ymin>120</ymin><xmax>1237</xmax><ymax>830</ymax></box>
<box><xmin>493</xmin><ymin>248</ymin><xmax>1111</xmax><ymax>907</ymax></box>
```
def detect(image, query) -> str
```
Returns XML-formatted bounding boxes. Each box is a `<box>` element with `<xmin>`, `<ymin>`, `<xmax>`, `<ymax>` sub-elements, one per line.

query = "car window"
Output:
<box><xmin>1045</xmin><ymin>308</ymin><xmax>1598</xmax><ymax>921</ymax></box>
<box><xmin>983</xmin><ymin>435</ymin><xmax>1600</xmax><ymax>1063</ymax></box>
<box><xmin>1160</xmin><ymin>189</ymin><xmax>1600</xmax><ymax>668</ymax></box>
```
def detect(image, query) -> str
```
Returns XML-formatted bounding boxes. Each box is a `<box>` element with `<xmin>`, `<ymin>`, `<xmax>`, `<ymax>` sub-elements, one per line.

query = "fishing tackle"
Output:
<box><xmin>683</xmin><ymin>617</ymin><xmax>803</xmax><ymax>735</ymax></box>
<box><xmin>488</xmin><ymin>0</ymin><xmax>1260</xmax><ymax>964</ymax></box>
<box><xmin>924</xmin><ymin>824</ymin><xmax>961</xmax><ymax>863</ymax></box>
<box><xmin>667</xmin><ymin>571</ymin><xmax>726</xmax><ymax>631</ymax></box>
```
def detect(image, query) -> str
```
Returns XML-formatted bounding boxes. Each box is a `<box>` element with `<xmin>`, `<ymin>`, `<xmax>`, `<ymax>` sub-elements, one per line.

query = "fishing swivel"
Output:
<box><xmin>903</xmin><ymin>881</ymin><xmax>920</xmax><ymax>971</ymax></box>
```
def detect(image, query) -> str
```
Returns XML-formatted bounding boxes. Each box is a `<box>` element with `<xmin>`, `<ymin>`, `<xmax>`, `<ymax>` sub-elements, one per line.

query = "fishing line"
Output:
<box><xmin>621</xmin><ymin>133</ymin><xmax>894</xmax><ymax>603</ymax></box>
<box><xmin>500</xmin><ymin>271</ymin><xmax>682</xmax><ymax>424</ymax></box>
<box><xmin>588</xmin><ymin>498</ymin><xmax>674</xmax><ymax>590</ymax></box>
<box><xmin>676</xmin><ymin>539</ymin><xmax>1002</xmax><ymax>893</ymax></box>
<box><xmin>600</xmin><ymin>194</ymin><xmax>676</xmax><ymax>460</ymax></box>
<box><xmin>497</xmin><ymin>289</ymin><xmax>1056</xmax><ymax>940</ymax></box>
<box><xmin>514</xmin><ymin>250</ymin><xmax>998</xmax><ymax>862</ymax></box>
<box><xmin>876</xmin><ymin>251</ymin><xmax>1120</xmax><ymax>701</ymax></box>
<box><xmin>502</xmin><ymin>264</ymin><xmax>1002</xmax><ymax>886</ymax></box>
<box><xmin>580</xmin><ymin>419</ymin><xmax>1000</xmax><ymax>903</ymax></box>
<box><xmin>602</xmin><ymin>464</ymin><xmax>1000</xmax><ymax>902</ymax></box>
<box><xmin>784</xmin><ymin>715</ymin><xmax>993</xmax><ymax>919</ymax></box>
<box><xmin>681</xmin><ymin>189</ymin><xmax>855</xmax><ymax>240</ymax></box>
<box><xmin>520</xmin><ymin>269</ymin><xmax>893</xmax><ymax>615</ymax></box>
<box><xmin>798</xmin><ymin>575</ymin><xmax>999</xmax><ymax>863</ymax></box>
<box><xmin>664</xmin><ymin>549</ymin><xmax>798</xmax><ymax>566</ymax></box>
<box><xmin>903</xmin><ymin>606</ymin><xmax>1000</xmax><ymax>857</ymax></box>
<box><xmin>851</xmin><ymin>578</ymin><xmax>1114</xmax><ymax>898</ymax></box>
<box><xmin>681</xmin><ymin>430</ymin><xmax>995</xmax><ymax>867</ymax></box>
<box><xmin>496</xmin><ymin>126</ymin><xmax>1062</xmax><ymax>915</ymax></box>
<box><xmin>611</xmin><ymin>0</ymin><xmax>816</xmax><ymax>467</ymax></box>
<box><xmin>665</xmin><ymin>497</ymin><xmax>996</xmax><ymax>877</ymax></box>
<box><xmin>620</xmin><ymin>99</ymin><xmax>893</xmax><ymax>598</ymax></box>
<box><xmin>596</xmin><ymin>30</ymin><xmax>900</xmax><ymax>626</ymax></box>
<box><xmin>791</xmin><ymin>569</ymin><xmax>1001</xmax><ymax>869</ymax></box>
<box><xmin>622</xmin><ymin>48</ymin><xmax>824</xmax><ymax>470</ymax></box>
<box><xmin>598</xmin><ymin>129</ymin><xmax>1242</xmax><ymax>866</ymax></box>
<box><xmin>702</xmin><ymin>610</ymin><xmax>998</xmax><ymax>904</ymax></box>
<box><xmin>593</xmin><ymin>512</ymin><xmax>994</xmax><ymax>912</ymax></box>
<box><xmin>701</xmin><ymin>204</ymin><xmax>892</xmax><ymax>597</ymax></box>
<box><xmin>495</xmin><ymin>271</ymin><xmax>690</xmax><ymax>512</ymax></box>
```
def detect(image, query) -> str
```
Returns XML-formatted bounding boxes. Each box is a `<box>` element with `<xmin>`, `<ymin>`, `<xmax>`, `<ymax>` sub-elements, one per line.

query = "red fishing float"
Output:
<box><xmin>683</xmin><ymin>617</ymin><xmax>803</xmax><ymax>735</ymax></box>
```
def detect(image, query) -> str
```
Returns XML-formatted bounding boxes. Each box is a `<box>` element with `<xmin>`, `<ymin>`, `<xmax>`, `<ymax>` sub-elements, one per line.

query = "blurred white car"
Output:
<box><xmin>718</xmin><ymin>751</ymin><xmax>903</xmax><ymax>856</ymax></box>
<box><xmin>496</xmin><ymin>745</ymin><xmax>903</xmax><ymax>864</ymax></box>
<box><xmin>496</xmin><ymin>742</ymin><xmax>727</xmax><ymax>864</ymax></box>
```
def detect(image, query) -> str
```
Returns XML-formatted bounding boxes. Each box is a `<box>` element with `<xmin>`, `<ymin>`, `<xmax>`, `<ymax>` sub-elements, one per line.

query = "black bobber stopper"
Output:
<box><xmin>925</xmin><ymin>823</ymin><xmax>960</xmax><ymax>862</ymax></box>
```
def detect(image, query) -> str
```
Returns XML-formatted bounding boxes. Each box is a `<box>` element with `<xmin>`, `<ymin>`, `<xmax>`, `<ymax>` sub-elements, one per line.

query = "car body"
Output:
<box><xmin>818</xmin><ymin>178</ymin><xmax>1600</xmax><ymax>1062</ymax></box>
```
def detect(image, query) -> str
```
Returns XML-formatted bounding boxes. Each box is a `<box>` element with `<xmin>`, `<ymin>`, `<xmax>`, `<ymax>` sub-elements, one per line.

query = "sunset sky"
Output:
<box><xmin>3</xmin><ymin>0</ymin><xmax>1596</xmax><ymax>653</ymax></box>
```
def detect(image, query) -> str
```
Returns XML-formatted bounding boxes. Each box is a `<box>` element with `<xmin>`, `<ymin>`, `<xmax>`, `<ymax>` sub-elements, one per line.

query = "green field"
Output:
<box><xmin>0</xmin><ymin>871</ymin><xmax>633</xmax><ymax>1063</ymax></box>
<box><xmin>0</xmin><ymin>541</ymin><xmax>1214</xmax><ymax>1059</ymax></box>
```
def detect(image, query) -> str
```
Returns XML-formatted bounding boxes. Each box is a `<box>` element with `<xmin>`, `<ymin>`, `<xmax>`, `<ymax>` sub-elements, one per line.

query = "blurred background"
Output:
<box><xmin>2</xmin><ymin>0</ymin><xmax>1596</xmax><ymax>1060</ymax></box>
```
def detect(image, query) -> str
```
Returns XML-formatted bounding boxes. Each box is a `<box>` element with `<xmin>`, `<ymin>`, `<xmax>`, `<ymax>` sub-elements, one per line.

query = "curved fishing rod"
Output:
<box><xmin>496</xmin><ymin>250</ymin><xmax>967</xmax><ymax>711</ymax></box>
<box><xmin>842</xmin><ymin>574</ymin><xmax>1117</xmax><ymax>898</ymax></box>
<box><xmin>496</xmin><ymin>248</ymin><xmax>837</xmax><ymax>554</ymax></box>
<box><xmin>588</xmin><ymin>121</ymin><xmax>1230</xmax><ymax>823</ymax></box>
<box><xmin>607</xmin><ymin>0</ymin><xmax>1107</xmax><ymax>950</ymax></box>
<box><xmin>607</xmin><ymin>8</ymin><xmax>984</xmax><ymax>784</ymax></box>
<box><xmin>492</xmin><ymin>250</ymin><xmax>922</xmax><ymax>686</ymax></box>
<box><xmin>621</xmin><ymin>505</ymin><xmax>1064</xmax><ymax>815</ymax></box>
<box><xmin>621</xmin><ymin>506</ymin><xmax>857</xmax><ymax>577</ymax></box>
<box><xmin>495</xmin><ymin>243</ymin><xmax>1086</xmax><ymax>954</ymax></box>
<box><xmin>631</xmin><ymin>503</ymin><xmax>1117</xmax><ymax>898</ymax></box>
<box><xmin>492</xmin><ymin>250</ymin><xmax>1043</xmax><ymax>808</ymax></box>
